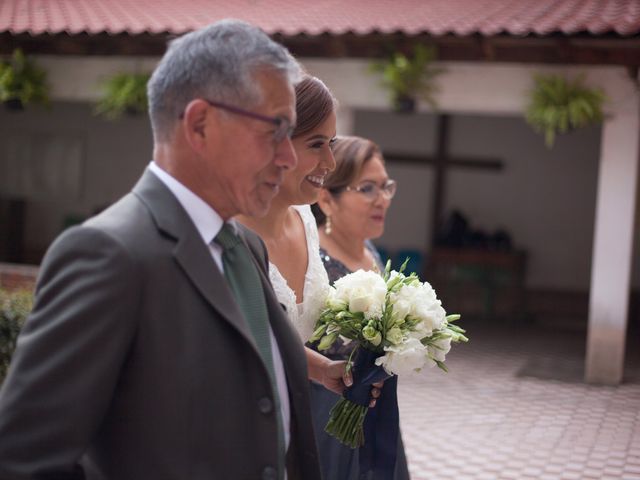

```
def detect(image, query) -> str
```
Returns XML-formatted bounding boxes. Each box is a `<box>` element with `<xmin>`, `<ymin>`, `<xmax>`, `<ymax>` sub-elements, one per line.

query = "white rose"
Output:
<box><xmin>326</xmin><ymin>286</ymin><xmax>347</xmax><ymax>310</ymax></box>
<box><xmin>333</xmin><ymin>270</ymin><xmax>387</xmax><ymax>320</ymax></box>
<box><xmin>386</xmin><ymin>327</ymin><xmax>404</xmax><ymax>345</ymax></box>
<box><xmin>375</xmin><ymin>337</ymin><xmax>427</xmax><ymax>375</ymax></box>
<box><xmin>427</xmin><ymin>336</ymin><xmax>452</xmax><ymax>363</ymax></box>
<box><xmin>391</xmin><ymin>283</ymin><xmax>446</xmax><ymax>337</ymax></box>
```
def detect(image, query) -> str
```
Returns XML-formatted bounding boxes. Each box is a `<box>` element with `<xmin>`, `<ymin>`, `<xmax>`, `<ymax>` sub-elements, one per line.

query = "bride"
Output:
<box><xmin>238</xmin><ymin>74</ymin><xmax>383</xmax><ymax>479</ymax></box>
<box><xmin>236</xmin><ymin>75</ymin><xmax>382</xmax><ymax>397</ymax></box>
<box><xmin>238</xmin><ymin>75</ymin><xmax>344</xmax><ymax>393</ymax></box>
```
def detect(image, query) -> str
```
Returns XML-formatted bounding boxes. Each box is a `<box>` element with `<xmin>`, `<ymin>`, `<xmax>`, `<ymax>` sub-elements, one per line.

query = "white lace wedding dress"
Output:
<box><xmin>269</xmin><ymin>204</ymin><xmax>329</xmax><ymax>343</ymax></box>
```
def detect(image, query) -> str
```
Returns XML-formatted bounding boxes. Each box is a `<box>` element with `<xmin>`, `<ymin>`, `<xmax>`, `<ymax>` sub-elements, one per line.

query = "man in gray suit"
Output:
<box><xmin>0</xmin><ymin>20</ymin><xmax>322</xmax><ymax>480</ymax></box>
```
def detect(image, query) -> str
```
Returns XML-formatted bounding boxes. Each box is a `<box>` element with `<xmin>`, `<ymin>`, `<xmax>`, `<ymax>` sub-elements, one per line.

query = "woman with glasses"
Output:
<box><xmin>311</xmin><ymin>135</ymin><xmax>410</xmax><ymax>480</ymax></box>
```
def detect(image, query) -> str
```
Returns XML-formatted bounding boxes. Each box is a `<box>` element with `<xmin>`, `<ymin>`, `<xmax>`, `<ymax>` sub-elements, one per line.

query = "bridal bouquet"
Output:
<box><xmin>310</xmin><ymin>260</ymin><xmax>468</xmax><ymax>448</ymax></box>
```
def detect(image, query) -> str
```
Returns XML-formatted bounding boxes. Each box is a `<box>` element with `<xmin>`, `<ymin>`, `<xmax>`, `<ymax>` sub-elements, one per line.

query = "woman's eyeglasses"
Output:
<box><xmin>181</xmin><ymin>99</ymin><xmax>294</xmax><ymax>144</ymax></box>
<box><xmin>344</xmin><ymin>179</ymin><xmax>397</xmax><ymax>201</ymax></box>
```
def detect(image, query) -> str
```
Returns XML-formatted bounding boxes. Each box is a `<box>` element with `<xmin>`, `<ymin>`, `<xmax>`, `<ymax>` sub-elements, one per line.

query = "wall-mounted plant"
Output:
<box><xmin>370</xmin><ymin>44</ymin><xmax>443</xmax><ymax>113</ymax></box>
<box><xmin>525</xmin><ymin>74</ymin><xmax>606</xmax><ymax>148</ymax></box>
<box><xmin>95</xmin><ymin>72</ymin><xmax>150</xmax><ymax>119</ymax></box>
<box><xmin>0</xmin><ymin>48</ymin><xmax>49</xmax><ymax>111</ymax></box>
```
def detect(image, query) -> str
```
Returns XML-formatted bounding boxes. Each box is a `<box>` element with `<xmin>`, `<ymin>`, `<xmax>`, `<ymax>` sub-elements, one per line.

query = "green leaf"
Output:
<box><xmin>0</xmin><ymin>49</ymin><xmax>49</xmax><ymax>107</ymax></box>
<box><xmin>369</xmin><ymin>44</ymin><xmax>444</xmax><ymax>112</ymax></box>
<box><xmin>525</xmin><ymin>73</ymin><xmax>606</xmax><ymax>149</ymax></box>
<box><xmin>95</xmin><ymin>72</ymin><xmax>151</xmax><ymax>119</ymax></box>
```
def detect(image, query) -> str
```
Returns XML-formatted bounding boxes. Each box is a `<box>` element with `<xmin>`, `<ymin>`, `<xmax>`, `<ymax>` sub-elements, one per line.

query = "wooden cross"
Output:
<box><xmin>383</xmin><ymin>114</ymin><xmax>504</xmax><ymax>248</ymax></box>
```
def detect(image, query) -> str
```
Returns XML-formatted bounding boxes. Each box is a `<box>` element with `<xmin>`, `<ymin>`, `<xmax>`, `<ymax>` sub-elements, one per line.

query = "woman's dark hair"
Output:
<box><xmin>292</xmin><ymin>75</ymin><xmax>336</xmax><ymax>139</ymax></box>
<box><xmin>311</xmin><ymin>135</ymin><xmax>383</xmax><ymax>226</ymax></box>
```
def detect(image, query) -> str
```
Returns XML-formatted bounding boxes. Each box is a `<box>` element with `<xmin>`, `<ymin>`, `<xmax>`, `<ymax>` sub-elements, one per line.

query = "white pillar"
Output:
<box><xmin>586</xmin><ymin>77</ymin><xmax>640</xmax><ymax>385</ymax></box>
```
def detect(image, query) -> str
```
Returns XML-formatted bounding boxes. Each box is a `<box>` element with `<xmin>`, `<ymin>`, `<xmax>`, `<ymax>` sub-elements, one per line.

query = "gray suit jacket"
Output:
<box><xmin>0</xmin><ymin>170</ymin><xmax>321</xmax><ymax>480</ymax></box>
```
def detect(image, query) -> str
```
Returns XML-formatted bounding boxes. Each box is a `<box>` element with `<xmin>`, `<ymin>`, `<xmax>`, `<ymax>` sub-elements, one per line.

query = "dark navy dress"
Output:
<box><xmin>309</xmin><ymin>243</ymin><xmax>411</xmax><ymax>480</ymax></box>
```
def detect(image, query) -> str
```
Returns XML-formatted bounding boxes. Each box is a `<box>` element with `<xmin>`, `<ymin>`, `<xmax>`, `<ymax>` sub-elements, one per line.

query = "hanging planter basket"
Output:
<box><xmin>0</xmin><ymin>49</ymin><xmax>49</xmax><ymax>112</ymax></box>
<box><xmin>392</xmin><ymin>94</ymin><xmax>417</xmax><ymax>114</ymax></box>
<box><xmin>95</xmin><ymin>73</ymin><xmax>151</xmax><ymax>119</ymax></box>
<box><xmin>370</xmin><ymin>44</ymin><xmax>443</xmax><ymax>114</ymax></box>
<box><xmin>3</xmin><ymin>98</ymin><xmax>24</xmax><ymax>111</ymax></box>
<box><xmin>525</xmin><ymin>74</ymin><xmax>606</xmax><ymax>148</ymax></box>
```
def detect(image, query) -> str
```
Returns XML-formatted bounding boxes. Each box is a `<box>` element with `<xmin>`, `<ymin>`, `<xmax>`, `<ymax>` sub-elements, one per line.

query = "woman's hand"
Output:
<box><xmin>322</xmin><ymin>359</ymin><xmax>384</xmax><ymax>408</ymax></box>
<box><xmin>306</xmin><ymin>347</ymin><xmax>383</xmax><ymax>406</ymax></box>
<box><xmin>321</xmin><ymin>359</ymin><xmax>352</xmax><ymax>395</ymax></box>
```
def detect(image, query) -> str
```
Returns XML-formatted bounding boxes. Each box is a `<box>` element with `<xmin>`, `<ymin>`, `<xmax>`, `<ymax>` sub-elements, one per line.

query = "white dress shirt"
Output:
<box><xmin>148</xmin><ymin>162</ymin><xmax>292</xmax><ymax>456</ymax></box>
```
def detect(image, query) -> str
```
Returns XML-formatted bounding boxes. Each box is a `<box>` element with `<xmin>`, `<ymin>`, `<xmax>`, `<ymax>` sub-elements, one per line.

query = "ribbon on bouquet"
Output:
<box><xmin>344</xmin><ymin>348</ymin><xmax>400</xmax><ymax>480</ymax></box>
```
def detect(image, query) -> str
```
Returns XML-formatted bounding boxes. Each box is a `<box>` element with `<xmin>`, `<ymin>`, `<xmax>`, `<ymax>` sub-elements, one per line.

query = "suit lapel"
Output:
<box><xmin>132</xmin><ymin>169</ymin><xmax>255</xmax><ymax>345</ymax></box>
<box><xmin>242</xmin><ymin>228</ymin><xmax>309</xmax><ymax>398</ymax></box>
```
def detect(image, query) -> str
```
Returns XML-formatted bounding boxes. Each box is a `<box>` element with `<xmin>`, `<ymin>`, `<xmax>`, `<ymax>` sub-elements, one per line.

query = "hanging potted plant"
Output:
<box><xmin>525</xmin><ymin>74</ymin><xmax>606</xmax><ymax>148</ymax></box>
<box><xmin>95</xmin><ymin>72</ymin><xmax>150</xmax><ymax>119</ymax></box>
<box><xmin>370</xmin><ymin>44</ymin><xmax>443</xmax><ymax>113</ymax></box>
<box><xmin>0</xmin><ymin>48</ymin><xmax>49</xmax><ymax>111</ymax></box>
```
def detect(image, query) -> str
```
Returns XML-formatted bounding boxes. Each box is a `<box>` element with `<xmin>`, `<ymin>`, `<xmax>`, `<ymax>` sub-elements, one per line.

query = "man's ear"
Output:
<box><xmin>181</xmin><ymin>99</ymin><xmax>215</xmax><ymax>153</ymax></box>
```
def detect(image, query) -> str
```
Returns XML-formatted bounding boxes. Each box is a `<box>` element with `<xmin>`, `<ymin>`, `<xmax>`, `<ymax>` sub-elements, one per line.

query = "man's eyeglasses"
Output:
<box><xmin>344</xmin><ymin>179</ymin><xmax>397</xmax><ymax>201</ymax></box>
<box><xmin>185</xmin><ymin>99</ymin><xmax>294</xmax><ymax>144</ymax></box>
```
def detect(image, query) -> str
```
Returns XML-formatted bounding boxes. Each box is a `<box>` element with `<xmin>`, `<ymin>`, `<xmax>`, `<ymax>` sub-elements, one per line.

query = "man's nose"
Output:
<box><xmin>275</xmin><ymin>137</ymin><xmax>298</xmax><ymax>170</ymax></box>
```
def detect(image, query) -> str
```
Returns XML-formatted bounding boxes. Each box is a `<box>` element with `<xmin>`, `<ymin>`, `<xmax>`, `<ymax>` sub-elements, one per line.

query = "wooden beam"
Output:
<box><xmin>1</xmin><ymin>32</ymin><xmax>639</xmax><ymax>66</ymax></box>
<box><xmin>432</xmin><ymin>114</ymin><xmax>449</xmax><ymax>246</ymax></box>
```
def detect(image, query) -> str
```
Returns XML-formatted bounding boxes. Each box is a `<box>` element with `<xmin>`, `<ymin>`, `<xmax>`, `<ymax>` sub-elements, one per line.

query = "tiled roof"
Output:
<box><xmin>2</xmin><ymin>0</ymin><xmax>640</xmax><ymax>37</ymax></box>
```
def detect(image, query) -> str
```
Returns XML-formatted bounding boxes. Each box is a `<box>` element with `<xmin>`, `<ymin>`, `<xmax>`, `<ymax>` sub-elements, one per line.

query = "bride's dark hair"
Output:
<box><xmin>292</xmin><ymin>75</ymin><xmax>337</xmax><ymax>139</ymax></box>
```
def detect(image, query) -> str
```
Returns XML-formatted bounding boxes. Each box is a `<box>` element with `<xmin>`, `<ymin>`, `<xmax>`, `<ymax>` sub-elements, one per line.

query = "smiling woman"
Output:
<box><xmin>236</xmin><ymin>73</ymin><xmax>344</xmax><ymax>362</ymax></box>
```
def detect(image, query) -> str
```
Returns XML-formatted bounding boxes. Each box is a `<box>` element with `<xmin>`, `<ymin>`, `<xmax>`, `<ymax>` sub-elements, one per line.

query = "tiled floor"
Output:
<box><xmin>397</xmin><ymin>320</ymin><xmax>640</xmax><ymax>480</ymax></box>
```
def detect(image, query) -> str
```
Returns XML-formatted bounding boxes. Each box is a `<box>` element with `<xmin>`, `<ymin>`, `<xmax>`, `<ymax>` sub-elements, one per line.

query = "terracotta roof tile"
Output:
<box><xmin>1</xmin><ymin>0</ymin><xmax>639</xmax><ymax>37</ymax></box>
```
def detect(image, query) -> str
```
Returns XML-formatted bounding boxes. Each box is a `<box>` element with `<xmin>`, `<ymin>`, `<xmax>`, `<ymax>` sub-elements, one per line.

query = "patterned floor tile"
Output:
<box><xmin>398</xmin><ymin>322</ymin><xmax>640</xmax><ymax>480</ymax></box>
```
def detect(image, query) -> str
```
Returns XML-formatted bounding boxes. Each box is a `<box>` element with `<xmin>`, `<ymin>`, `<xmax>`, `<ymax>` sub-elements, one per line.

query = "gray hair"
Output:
<box><xmin>147</xmin><ymin>19</ymin><xmax>301</xmax><ymax>142</ymax></box>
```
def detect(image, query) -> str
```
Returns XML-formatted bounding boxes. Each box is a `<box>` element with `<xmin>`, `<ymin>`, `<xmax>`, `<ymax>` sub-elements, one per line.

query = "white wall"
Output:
<box><xmin>303</xmin><ymin>59</ymin><xmax>637</xmax><ymax>292</ymax></box>
<box><xmin>0</xmin><ymin>102</ymin><xmax>152</xmax><ymax>258</ymax></box>
<box><xmin>0</xmin><ymin>55</ymin><xmax>636</xmax><ymax>292</ymax></box>
<box><xmin>354</xmin><ymin>110</ymin><xmax>601</xmax><ymax>290</ymax></box>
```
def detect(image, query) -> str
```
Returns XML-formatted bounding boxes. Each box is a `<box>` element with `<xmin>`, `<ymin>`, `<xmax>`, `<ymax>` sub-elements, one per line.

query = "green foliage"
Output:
<box><xmin>370</xmin><ymin>44</ymin><xmax>443</xmax><ymax>112</ymax></box>
<box><xmin>0</xmin><ymin>48</ymin><xmax>49</xmax><ymax>107</ymax></box>
<box><xmin>95</xmin><ymin>72</ymin><xmax>150</xmax><ymax>119</ymax></box>
<box><xmin>0</xmin><ymin>289</ymin><xmax>33</xmax><ymax>383</ymax></box>
<box><xmin>525</xmin><ymin>74</ymin><xmax>606</xmax><ymax>148</ymax></box>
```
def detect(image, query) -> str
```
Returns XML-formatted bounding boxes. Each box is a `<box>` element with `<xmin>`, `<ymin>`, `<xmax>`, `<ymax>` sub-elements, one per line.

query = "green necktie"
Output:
<box><xmin>214</xmin><ymin>223</ymin><xmax>285</xmax><ymax>478</ymax></box>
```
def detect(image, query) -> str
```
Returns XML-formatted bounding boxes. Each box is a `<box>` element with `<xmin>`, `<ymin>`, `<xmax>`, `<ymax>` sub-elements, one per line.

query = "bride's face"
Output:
<box><xmin>280</xmin><ymin>110</ymin><xmax>337</xmax><ymax>206</ymax></box>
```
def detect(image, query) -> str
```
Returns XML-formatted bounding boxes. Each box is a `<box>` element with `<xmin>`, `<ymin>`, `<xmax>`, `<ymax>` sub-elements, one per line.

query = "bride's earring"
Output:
<box><xmin>324</xmin><ymin>216</ymin><xmax>332</xmax><ymax>235</ymax></box>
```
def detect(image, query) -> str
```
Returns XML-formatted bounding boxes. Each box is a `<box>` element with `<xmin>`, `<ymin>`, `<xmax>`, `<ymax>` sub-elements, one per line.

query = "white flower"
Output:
<box><xmin>390</xmin><ymin>282</ymin><xmax>446</xmax><ymax>337</ymax></box>
<box><xmin>386</xmin><ymin>270</ymin><xmax>404</xmax><ymax>290</ymax></box>
<box><xmin>386</xmin><ymin>327</ymin><xmax>404</xmax><ymax>345</ymax></box>
<box><xmin>333</xmin><ymin>269</ymin><xmax>387</xmax><ymax>320</ymax></box>
<box><xmin>326</xmin><ymin>287</ymin><xmax>347</xmax><ymax>311</ymax></box>
<box><xmin>375</xmin><ymin>337</ymin><xmax>427</xmax><ymax>375</ymax></box>
<box><xmin>362</xmin><ymin>322</ymin><xmax>382</xmax><ymax>346</ymax></box>
<box><xmin>427</xmin><ymin>336</ymin><xmax>452</xmax><ymax>363</ymax></box>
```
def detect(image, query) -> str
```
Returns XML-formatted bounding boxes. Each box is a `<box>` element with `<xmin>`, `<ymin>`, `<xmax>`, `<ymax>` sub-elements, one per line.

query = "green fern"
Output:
<box><xmin>370</xmin><ymin>44</ymin><xmax>443</xmax><ymax>112</ymax></box>
<box><xmin>0</xmin><ymin>48</ymin><xmax>49</xmax><ymax>107</ymax></box>
<box><xmin>525</xmin><ymin>74</ymin><xmax>605</xmax><ymax>148</ymax></box>
<box><xmin>95</xmin><ymin>73</ymin><xmax>150</xmax><ymax>119</ymax></box>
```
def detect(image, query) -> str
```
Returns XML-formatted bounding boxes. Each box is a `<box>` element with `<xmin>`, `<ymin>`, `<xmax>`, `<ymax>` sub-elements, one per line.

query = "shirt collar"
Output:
<box><xmin>148</xmin><ymin>161</ymin><xmax>226</xmax><ymax>244</ymax></box>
